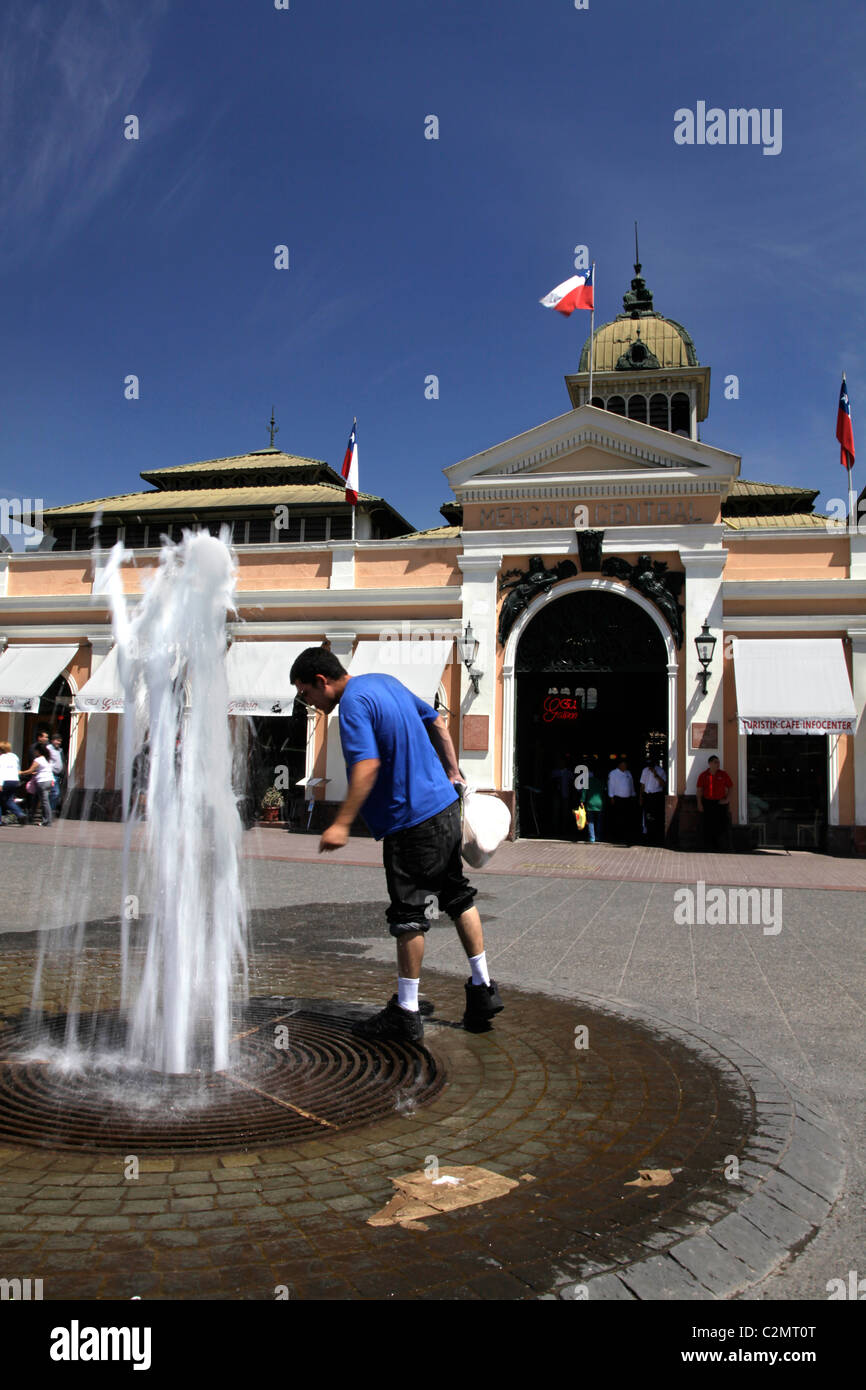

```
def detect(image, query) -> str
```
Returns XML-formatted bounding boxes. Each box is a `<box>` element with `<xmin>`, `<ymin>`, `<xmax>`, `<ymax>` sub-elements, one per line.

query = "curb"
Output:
<box><xmin>553</xmin><ymin>996</ymin><xmax>846</xmax><ymax>1300</ymax></box>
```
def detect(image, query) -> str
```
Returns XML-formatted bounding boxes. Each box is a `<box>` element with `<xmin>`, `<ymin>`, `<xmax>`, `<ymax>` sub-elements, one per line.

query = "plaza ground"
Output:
<box><xmin>0</xmin><ymin>823</ymin><xmax>862</xmax><ymax>1300</ymax></box>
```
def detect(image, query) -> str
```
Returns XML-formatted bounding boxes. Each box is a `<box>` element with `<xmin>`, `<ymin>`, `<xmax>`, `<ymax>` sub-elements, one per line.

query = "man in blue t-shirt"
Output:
<box><xmin>290</xmin><ymin>646</ymin><xmax>503</xmax><ymax>1042</ymax></box>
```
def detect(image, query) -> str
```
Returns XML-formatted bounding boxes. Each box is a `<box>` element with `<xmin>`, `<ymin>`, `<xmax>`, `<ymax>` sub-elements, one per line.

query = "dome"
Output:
<box><xmin>578</xmin><ymin>264</ymin><xmax>699</xmax><ymax>373</ymax></box>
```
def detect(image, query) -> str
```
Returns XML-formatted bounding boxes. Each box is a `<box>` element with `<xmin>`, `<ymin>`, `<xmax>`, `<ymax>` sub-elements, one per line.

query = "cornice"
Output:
<box><xmin>460</xmin><ymin>478</ymin><xmax>726</xmax><ymax>503</ymax></box>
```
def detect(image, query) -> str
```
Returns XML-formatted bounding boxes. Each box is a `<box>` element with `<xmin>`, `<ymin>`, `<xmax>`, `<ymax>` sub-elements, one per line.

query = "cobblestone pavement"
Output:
<box><xmin>0</xmin><ymin>834</ymin><xmax>861</xmax><ymax>1300</ymax></box>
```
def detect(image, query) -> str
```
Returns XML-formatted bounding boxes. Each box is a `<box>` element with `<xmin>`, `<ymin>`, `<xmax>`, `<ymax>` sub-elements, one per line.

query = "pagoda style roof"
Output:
<box><xmin>722</xmin><ymin>478</ymin><xmax>820</xmax><ymax>518</ymax></box>
<box><xmin>140</xmin><ymin>449</ymin><xmax>345</xmax><ymax>490</ymax></box>
<box><xmin>42</xmin><ymin>482</ymin><xmax>396</xmax><ymax>520</ymax></box>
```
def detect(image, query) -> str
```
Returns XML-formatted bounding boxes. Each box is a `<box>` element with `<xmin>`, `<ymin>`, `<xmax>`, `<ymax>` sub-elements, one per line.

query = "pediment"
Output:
<box><xmin>445</xmin><ymin>404</ymin><xmax>740</xmax><ymax>491</ymax></box>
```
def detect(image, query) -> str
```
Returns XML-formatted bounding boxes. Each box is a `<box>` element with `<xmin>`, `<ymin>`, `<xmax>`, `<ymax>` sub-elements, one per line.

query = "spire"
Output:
<box><xmin>267</xmin><ymin>407</ymin><xmax>279</xmax><ymax>449</ymax></box>
<box><xmin>623</xmin><ymin>223</ymin><xmax>654</xmax><ymax>317</ymax></box>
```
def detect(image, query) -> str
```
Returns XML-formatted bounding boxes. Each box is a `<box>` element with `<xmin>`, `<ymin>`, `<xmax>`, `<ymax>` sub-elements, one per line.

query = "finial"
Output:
<box><xmin>634</xmin><ymin>220</ymin><xmax>641</xmax><ymax>275</ymax></box>
<box><xmin>268</xmin><ymin>407</ymin><xmax>279</xmax><ymax>449</ymax></box>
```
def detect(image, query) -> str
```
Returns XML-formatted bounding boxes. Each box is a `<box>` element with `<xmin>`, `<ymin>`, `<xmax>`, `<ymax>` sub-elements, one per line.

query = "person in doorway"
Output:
<box><xmin>607</xmin><ymin>756</ymin><xmax>637</xmax><ymax>844</ymax></box>
<box><xmin>640</xmin><ymin>756</ymin><xmax>667</xmax><ymax>845</ymax></box>
<box><xmin>290</xmin><ymin>646</ymin><xmax>503</xmax><ymax>1041</ymax></box>
<box><xmin>46</xmin><ymin>734</ymin><xmax>65</xmax><ymax>817</ymax></box>
<box><xmin>696</xmin><ymin>755</ymin><xmax>733</xmax><ymax>851</ymax></box>
<box><xmin>549</xmin><ymin>753</ymin><xmax>573</xmax><ymax>839</ymax></box>
<box><xmin>19</xmin><ymin>745</ymin><xmax>55</xmax><ymax>826</ymax></box>
<box><xmin>0</xmin><ymin>743</ymin><xmax>27</xmax><ymax>825</ymax></box>
<box><xmin>580</xmin><ymin>763</ymin><xmax>605</xmax><ymax>843</ymax></box>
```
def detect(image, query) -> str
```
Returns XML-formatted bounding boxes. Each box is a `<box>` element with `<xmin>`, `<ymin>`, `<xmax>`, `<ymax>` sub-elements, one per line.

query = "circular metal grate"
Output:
<box><xmin>0</xmin><ymin>998</ymin><xmax>445</xmax><ymax>1153</ymax></box>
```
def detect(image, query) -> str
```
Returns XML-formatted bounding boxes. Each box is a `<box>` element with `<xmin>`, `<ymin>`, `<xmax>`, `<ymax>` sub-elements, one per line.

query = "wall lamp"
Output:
<box><xmin>694</xmin><ymin>621</ymin><xmax>717</xmax><ymax>696</ymax></box>
<box><xmin>458</xmin><ymin>621</ymin><xmax>482</xmax><ymax>695</ymax></box>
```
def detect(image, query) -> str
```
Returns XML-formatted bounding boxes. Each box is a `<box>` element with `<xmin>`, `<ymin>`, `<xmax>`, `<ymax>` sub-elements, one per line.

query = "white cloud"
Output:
<box><xmin>0</xmin><ymin>0</ymin><xmax>176</xmax><ymax>267</ymax></box>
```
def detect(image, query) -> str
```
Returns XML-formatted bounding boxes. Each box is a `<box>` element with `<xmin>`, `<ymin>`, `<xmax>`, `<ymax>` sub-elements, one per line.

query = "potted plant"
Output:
<box><xmin>259</xmin><ymin>785</ymin><xmax>283</xmax><ymax>823</ymax></box>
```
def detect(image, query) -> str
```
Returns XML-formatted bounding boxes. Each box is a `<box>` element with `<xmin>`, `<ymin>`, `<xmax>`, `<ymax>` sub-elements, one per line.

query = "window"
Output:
<box><xmin>590</xmin><ymin>396</ymin><xmax>604</xmax><ymax>409</ymax></box>
<box><xmin>247</xmin><ymin>518</ymin><xmax>272</xmax><ymax>544</ymax></box>
<box><xmin>52</xmin><ymin>527</ymin><xmax>73</xmax><ymax>551</ymax></box>
<box><xmin>627</xmin><ymin>394</ymin><xmax>648</xmax><ymax>423</ymax></box>
<box><xmin>304</xmin><ymin>516</ymin><xmax>327</xmax><ymax>543</ymax></box>
<box><xmin>329</xmin><ymin>514</ymin><xmax>352</xmax><ymax>541</ymax></box>
<box><xmin>671</xmin><ymin>392</ymin><xmax>691</xmax><ymax>435</ymax></box>
<box><xmin>607</xmin><ymin>395</ymin><xmax>626</xmax><ymax>416</ymax></box>
<box><xmin>123</xmin><ymin>523</ymin><xmax>147</xmax><ymax>548</ymax></box>
<box><xmin>649</xmin><ymin>393</ymin><xmax>669</xmax><ymax>430</ymax></box>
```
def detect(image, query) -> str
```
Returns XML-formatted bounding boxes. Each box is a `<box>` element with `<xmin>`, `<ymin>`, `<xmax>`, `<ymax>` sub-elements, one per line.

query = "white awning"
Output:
<box><xmin>0</xmin><ymin>644</ymin><xmax>78</xmax><ymax>713</ymax></box>
<box><xmin>732</xmin><ymin>638</ymin><xmax>857</xmax><ymax>735</ymax></box>
<box><xmin>74</xmin><ymin>647</ymin><xmax>124</xmax><ymax>713</ymax></box>
<box><xmin>226</xmin><ymin>640</ymin><xmax>311</xmax><ymax>716</ymax></box>
<box><xmin>347</xmin><ymin>638</ymin><xmax>453</xmax><ymax>706</ymax></box>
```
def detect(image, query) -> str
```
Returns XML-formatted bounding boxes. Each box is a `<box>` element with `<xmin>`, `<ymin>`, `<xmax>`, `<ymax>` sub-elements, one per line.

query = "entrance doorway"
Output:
<box><xmin>746</xmin><ymin>735</ymin><xmax>828</xmax><ymax>850</ymax></box>
<box><xmin>514</xmin><ymin>590</ymin><xmax>668</xmax><ymax>840</ymax></box>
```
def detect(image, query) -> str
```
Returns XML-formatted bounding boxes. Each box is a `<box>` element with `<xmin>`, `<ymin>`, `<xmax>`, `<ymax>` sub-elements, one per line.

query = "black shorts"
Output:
<box><xmin>382</xmin><ymin>799</ymin><xmax>477</xmax><ymax>937</ymax></box>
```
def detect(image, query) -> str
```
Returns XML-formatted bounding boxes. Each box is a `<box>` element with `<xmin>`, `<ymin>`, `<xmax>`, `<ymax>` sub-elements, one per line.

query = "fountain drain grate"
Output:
<box><xmin>0</xmin><ymin>998</ymin><xmax>445</xmax><ymax>1153</ymax></box>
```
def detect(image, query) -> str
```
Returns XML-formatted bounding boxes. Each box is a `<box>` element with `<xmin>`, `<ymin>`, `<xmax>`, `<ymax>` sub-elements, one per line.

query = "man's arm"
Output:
<box><xmin>319</xmin><ymin>758</ymin><xmax>380</xmax><ymax>852</ymax></box>
<box><xmin>425</xmin><ymin>714</ymin><xmax>462</xmax><ymax>782</ymax></box>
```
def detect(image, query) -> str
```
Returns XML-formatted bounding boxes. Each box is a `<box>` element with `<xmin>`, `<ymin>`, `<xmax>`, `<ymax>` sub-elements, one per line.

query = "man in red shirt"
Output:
<box><xmin>696</xmin><ymin>756</ymin><xmax>733</xmax><ymax>851</ymax></box>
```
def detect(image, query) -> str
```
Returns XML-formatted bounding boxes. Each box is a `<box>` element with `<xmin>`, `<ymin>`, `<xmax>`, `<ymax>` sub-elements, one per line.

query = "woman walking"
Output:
<box><xmin>19</xmin><ymin>745</ymin><xmax>56</xmax><ymax>826</ymax></box>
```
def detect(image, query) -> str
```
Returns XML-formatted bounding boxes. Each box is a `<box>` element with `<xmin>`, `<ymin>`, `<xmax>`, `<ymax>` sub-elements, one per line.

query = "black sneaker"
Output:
<box><xmin>354</xmin><ymin>995</ymin><xmax>424</xmax><ymax>1043</ymax></box>
<box><xmin>463</xmin><ymin>979</ymin><xmax>504</xmax><ymax>1032</ymax></box>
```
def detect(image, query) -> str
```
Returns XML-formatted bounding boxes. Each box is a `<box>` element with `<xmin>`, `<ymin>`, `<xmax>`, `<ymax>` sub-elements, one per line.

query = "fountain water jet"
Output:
<box><xmin>108</xmin><ymin>527</ymin><xmax>248</xmax><ymax>1074</ymax></box>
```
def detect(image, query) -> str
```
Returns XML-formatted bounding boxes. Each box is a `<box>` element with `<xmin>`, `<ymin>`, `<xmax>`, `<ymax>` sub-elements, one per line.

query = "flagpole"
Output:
<box><xmin>843</xmin><ymin>375</ymin><xmax>856</xmax><ymax>532</ymax></box>
<box><xmin>588</xmin><ymin>261</ymin><xmax>595</xmax><ymax>405</ymax></box>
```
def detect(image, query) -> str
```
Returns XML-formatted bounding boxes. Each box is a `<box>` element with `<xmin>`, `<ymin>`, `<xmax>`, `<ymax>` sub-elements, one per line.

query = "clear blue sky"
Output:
<box><xmin>1</xmin><ymin>0</ymin><xmax>864</xmax><ymax>538</ymax></box>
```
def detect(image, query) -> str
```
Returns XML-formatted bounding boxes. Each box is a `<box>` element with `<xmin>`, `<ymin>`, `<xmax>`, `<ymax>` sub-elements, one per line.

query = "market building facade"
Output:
<box><xmin>2</xmin><ymin>264</ymin><xmax>864</xmax><ymax>852</ymax></box>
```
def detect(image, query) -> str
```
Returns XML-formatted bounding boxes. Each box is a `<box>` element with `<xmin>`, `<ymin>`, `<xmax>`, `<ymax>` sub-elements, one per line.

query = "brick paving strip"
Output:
<box><xmin>15</xmin><ymin>820</ymin><xmax>866</xmax><ymax>891</ymax></box>
<box><xmin>0</xmin><ymin>930</ymin><xmax>845</xmax><ymax>1301</ymax></box>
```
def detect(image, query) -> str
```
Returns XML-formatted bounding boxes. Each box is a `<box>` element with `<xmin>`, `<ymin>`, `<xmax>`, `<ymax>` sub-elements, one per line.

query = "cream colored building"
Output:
<box><xmin>2</xmin><ymin>264</ymin><xmax>863</xmax><ymax>853</ymax></box>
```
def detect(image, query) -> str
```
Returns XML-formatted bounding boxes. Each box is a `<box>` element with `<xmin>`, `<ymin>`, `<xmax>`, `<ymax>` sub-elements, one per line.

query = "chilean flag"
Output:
<box><xmin>341</xmin><ymin>418</ymin><xmax>359</xmax><ymax>504</ymax></box>
<box><xmin>540</xmin><ymin>267</ymin><xmax>594</xmax><ymax>316</ymax></box>
<box><xmin>836</xmin><ymin>375</ymin><xmax>855</xmax><ymax>470</ymax></box>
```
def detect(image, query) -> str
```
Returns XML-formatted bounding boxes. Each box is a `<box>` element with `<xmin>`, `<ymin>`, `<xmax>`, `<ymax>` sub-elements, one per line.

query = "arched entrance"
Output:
<box><xmin>511</xmin><ymin>588</ymin><xmax>669</xmax><ymax>839</ymax></box>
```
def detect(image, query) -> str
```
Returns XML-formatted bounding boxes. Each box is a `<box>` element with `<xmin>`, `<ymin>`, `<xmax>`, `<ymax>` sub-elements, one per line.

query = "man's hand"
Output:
<box><xmin>319</xmin><ymin>822</ymin><xmax>350</xmax><ymax>853</ymax></box>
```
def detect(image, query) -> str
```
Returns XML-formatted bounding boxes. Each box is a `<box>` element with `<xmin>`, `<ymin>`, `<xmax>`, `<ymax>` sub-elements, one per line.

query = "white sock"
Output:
<box><xmin>469</xmin><ymin>952</ymin><xmax>490</xmax><ymax>987</ymax></box>
<box><xmin>397</xmin><ymin>976</ymin><xmax>420</xmax><ymax>1012</ymax></box>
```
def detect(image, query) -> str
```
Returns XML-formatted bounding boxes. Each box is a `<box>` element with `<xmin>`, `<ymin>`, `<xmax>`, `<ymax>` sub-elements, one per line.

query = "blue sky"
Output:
<box><xmin>1</xmin><ymin>0</ymin><xmax>864</xmax><ymax>538</ymax></box>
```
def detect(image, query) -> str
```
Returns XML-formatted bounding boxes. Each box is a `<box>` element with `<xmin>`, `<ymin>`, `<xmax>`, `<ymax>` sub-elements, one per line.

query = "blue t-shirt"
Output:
<box><xmin>338</xmin><ymin>673</ymin><xmax>458</xmax><ymax>839</ymax></box>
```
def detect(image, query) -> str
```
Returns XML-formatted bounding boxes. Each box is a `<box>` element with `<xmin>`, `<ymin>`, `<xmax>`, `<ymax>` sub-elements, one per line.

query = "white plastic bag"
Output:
<box><xmin>460</xmin><ymin>785</ymin><xmax>512</xmax><ymax>868</ymax></box>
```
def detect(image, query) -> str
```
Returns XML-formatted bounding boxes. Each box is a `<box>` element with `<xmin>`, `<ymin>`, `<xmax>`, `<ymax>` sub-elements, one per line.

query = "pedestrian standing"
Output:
<box><xmin>46</xmin><ymin>735</ymin><xmax>65</xmax><ymax>817</ymax></box>
<box><xmin>0</xmin><ymin>743</ymin><xmax>27</xmax><ymax>825</ymax></box>
<box><xmin>640</xmin><ymin>757</ymin><xmax>667</xmax><ymax>845</ymax></box>
<box><xmin>607</xmin><ymin>757</ymin><xmax>637</xmax><ymax>845</ymax></box>
<box><xmin>20</xmin><ymin>748</ymin><xmax>55</xmax><ymax>826</ymax></box>
<box><xmin>291</xmin><ymin>646</ymin><xmax>503</xmax><ymax>1040</ymax></box>
<box><xmin>696</xmin><ymin>755</ymin><xmax>733</xmax><ymax>851</ymax></box>
<box><xmin>580</xmin><ymin>765</ymin><xmax>605</xmax><ymax>843</ymax></box>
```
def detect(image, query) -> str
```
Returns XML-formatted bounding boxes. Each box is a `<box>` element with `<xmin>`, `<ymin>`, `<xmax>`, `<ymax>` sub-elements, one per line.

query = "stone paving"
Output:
<box><xmin>0</xmin><ymin>830</ymin><xmax>861</xmax><ymax>1300</ymax></box>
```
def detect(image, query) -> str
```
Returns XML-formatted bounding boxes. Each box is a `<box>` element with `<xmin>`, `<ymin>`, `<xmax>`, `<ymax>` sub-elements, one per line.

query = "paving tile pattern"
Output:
<box><xmin>0</xmin><ymin>934</ymin><xmax>844</xmax><ymax>1300</ymax></box>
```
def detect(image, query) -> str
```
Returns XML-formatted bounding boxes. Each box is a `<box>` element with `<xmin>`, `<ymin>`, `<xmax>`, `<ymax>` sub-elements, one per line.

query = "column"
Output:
<box><xmin>81</xmin><ymin>636</ymin><xmax>113</xmax><ymax>789</ymax></box>
<box><xmin>680</xmin><ymin>550</ymin><xmax>727</xmax><ymax>793</ymax></box>
<box><xmin>323</xmin><ymin>633</ymin><xmax>356</xmax><ymax>802</ymax></box>
<box><xmin>849</xmin><ymin>629</ymin><xmax>866</xmax><ymax>832</ymax></box>
<box><xmin>457</xmin><ymin>553</ymin><xmax>502</xmax><ymax>788</ymax></box>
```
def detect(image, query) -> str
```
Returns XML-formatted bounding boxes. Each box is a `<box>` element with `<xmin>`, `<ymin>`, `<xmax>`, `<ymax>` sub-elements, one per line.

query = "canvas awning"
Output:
<box><xmin>74</xmin><ymin>647</ymin><xmax>124</xmax><ymax>713</ymax></box>
<box><xmin>732</xmin><ymin>638</ymin><xmax>857</xmax><ymax>735</ymax></box>
<box><xmin>0</xmin><ymin>644</ymin><xmax>78</xmax><ymax>713</ymax></box>
<box><xmin>226</xmin><ymin>640</ymin><xmax>312</xmax><ymax>716</ymax></box>
<box><xmin>347</xmin><ymin>639</ymin><xmax>453</xmax><ymax>705</ymax></box>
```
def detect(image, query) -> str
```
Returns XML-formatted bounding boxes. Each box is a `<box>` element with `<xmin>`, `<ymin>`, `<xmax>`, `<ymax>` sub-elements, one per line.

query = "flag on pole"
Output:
<box><xmin>540</xmin><ymin>267</ymin><xmax>594</xmax><ymax>316</ymax></box>
<box><xmin>836</xmin><ymin>375</ymin><xmax>855</xmax><ymax>470</ymax></box>
<box><xmin>341</xmin><ymin>418</ymin><xmax>359</xmax><ymax>504</ymax></box>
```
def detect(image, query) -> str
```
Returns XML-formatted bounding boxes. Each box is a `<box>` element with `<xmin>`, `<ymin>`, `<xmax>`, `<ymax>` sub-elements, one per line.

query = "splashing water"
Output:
<box><xmin>102</xmin><ymin>528</ymin><xmax>249</xmax><ymax>1074</ymax></box>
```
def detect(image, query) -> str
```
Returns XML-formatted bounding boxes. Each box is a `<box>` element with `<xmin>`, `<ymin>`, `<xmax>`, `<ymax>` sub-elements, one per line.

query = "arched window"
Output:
<box><xmin>590</xmin><ymin>397</ymin><xmax>604</xmax><ymax>409</ymax></box>
<box><xmin>628</xmin><ymin>394</ymin><xmax>648</xmax><ymax>423</ymax></box>
<box><xmin>671</xmin><ymin>392</ymin><xmax>691</xmax><ymax>436</ymax></box>
<box><xmin>607</xmin><ymin>395</ymin><xmax>626</xmax><ymax>416</ymax></box>
<box><xmin>586</xmin><ymin>688</ymin><xmax>598</xmax><ymax>709</ymax></box>
<box><xmin>649</xmin><ymin>393</ymin><xmax>669</xmax><ymax>430</ymax></box>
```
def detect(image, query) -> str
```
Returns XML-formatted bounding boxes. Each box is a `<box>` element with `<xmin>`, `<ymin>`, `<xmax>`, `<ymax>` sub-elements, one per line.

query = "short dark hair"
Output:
<box><xmin>708</xmin><ymin>755</ymin><xmax>720</xmax><ymax>765</ymax></box>
<box><xmin>290</xmin><ymin>647</ymin><xmax>348</xmax><ymax>684</ymax></box>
